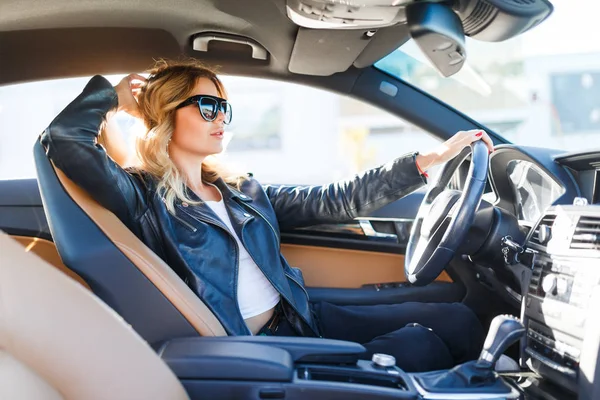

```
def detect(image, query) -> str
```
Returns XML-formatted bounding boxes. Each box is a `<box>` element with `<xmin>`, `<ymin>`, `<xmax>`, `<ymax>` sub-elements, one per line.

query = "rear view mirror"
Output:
<box><xmin>406</xmin><ymin>2</ymin><xmax>466</xmax><ymax>77</ymax></box>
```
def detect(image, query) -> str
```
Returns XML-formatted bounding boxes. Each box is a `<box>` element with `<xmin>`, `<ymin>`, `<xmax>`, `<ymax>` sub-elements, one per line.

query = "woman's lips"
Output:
<box><xmin>210</xmin><ymin>130</ymin><xmax>224</xmax><ymax>139</ymax></box>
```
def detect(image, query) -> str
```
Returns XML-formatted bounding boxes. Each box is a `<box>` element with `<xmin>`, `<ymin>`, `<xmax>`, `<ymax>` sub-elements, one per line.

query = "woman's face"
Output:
<box><xmin>170</xmin><ymin>77</ymin><xmax>225</xmax><ymax>158</ymax></box>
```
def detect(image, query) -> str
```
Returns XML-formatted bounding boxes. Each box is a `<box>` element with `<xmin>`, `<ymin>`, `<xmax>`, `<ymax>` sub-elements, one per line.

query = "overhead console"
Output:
<box><xmin>522</xmin><ymin>205</ymin><xmax>600</xmax><ymax>400</ymax></box>
<box><xmin>286</xmin><ymin>0</ymin><xmax>554</xmax><ymax>76</ymax></box>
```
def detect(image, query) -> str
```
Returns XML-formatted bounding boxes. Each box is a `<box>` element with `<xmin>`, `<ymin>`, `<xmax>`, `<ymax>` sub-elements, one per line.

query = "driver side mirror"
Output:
<box><xmin>406</xmin><ymin>2</ymin><xmax>466</xmax><ymax>78</ymax></box>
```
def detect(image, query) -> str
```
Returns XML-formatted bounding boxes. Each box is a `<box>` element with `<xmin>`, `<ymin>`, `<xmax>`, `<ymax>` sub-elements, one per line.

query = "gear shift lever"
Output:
<box><xmin>478</xmin><ymin>315</ymin><xmax>526</xmax><ymax>369</ymax></box>
<box><xmin>415</xmin><ymin>315</ymin><xmax>525</xmax><ymax>392</ymax></box>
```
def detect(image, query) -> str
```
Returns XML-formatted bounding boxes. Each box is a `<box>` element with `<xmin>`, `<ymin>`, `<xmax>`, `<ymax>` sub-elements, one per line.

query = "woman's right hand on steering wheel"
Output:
<box><xmin>416</xmin><ymin>129</ymin><xmax>495</xmax><ymax>173</ymax></box>
<box><xmin>114</xmin><ymin>74</ymin><xmax>147</xmax><ymax>119</ymax></box>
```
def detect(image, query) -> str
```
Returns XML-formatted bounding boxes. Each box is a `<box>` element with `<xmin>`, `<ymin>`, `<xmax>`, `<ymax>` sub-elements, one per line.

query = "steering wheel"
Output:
<box><xmin>405</xmin><ymin>140</ymin><xmax>489</xmax><ymax>286</ymax></box>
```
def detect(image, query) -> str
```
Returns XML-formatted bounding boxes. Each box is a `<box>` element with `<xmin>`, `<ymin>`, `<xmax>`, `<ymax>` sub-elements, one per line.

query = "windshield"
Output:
<box><xmin>375</xmin><ymin>0</ymin><xmax>600</xmax><ymax>152</ymax></box>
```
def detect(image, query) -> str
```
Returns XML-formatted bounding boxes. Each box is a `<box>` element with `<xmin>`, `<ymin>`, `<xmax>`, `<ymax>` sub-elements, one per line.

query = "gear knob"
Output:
<box><xmin>478</xmin><ymin>315</ymin><xmax>525</xmax><ymax>368</ymax></box>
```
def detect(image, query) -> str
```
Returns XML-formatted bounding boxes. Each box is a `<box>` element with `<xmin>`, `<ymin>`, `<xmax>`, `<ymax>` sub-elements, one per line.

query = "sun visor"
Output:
<box><xmin>353</xmin><ymin>24</ymin><xmax>410</xmax><ymax>69</ymax></box>
<box><xmin>289</xmin><ymin>23</ymin><xmax>412</xmax><ymax>76</ymax></box>
<box><xmin>289</xmin><ymin>28</ymin><xmax>373</xmax><ymax>76</ymax></box>
<box><xmin>287</xmin><ymin>0</ymin><xmax>554</xmax><ymax>76</ymax></box>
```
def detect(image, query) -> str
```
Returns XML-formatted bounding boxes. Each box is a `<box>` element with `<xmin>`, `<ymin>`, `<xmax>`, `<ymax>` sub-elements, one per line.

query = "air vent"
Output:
<box><xmin>570</xmin><ymin>216</ymin><xmax>600</xmax><ymax>250</ymax></box>
<box><xmin>528</xmin><ymin>261</ymin><xmax>544</xmax><ymax>295</ymax></box>
<box><xmin>529</xmin><ymin>214</ymin><xmax>556</xmax><ymax>246</ymax></box>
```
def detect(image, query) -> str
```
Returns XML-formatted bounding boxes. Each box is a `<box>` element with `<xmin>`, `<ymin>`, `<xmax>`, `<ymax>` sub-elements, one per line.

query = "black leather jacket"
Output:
<box><xmin>40</xmin><ymin>75</ymin><xmax>428</xmax><ymax>337</ymax></box>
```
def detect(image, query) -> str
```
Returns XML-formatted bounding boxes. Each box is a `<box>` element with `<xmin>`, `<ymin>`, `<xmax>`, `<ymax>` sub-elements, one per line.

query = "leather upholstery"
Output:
<box><xmin>0</xmin><ymin>231</ymin><xmax>189</xmax><ymax>400</ymax></box>
<box><xmin>34</xmin><ymin>139</ymin><xmax>218</xmax><ymax>343</ymax></box>
<box><xmin>10</xmin><ymin>235</ymin><xmax>90</xmax><ymax>290</ymax></box>
<box><xmin>51</xmin><ymin>165</ymin><xmax>226</xmax><ymax>337</ymax></box>
<box><xmin>39</xmin><ymin>74</ymin><xmax>428</xmax><ymax>337</ymax></box>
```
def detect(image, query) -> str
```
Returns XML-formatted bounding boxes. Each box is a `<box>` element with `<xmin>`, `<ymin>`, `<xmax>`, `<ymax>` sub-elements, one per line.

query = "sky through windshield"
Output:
<box><xmin>376</xmin><ymin>0</ymin><xmax>600</xmax><ymax>152</ymax></box>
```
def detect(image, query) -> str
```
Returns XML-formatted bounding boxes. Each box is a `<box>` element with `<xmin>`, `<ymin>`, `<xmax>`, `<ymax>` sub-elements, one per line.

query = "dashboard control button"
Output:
<box><xmin>542</xmin><ymin>274</ymin><xmax>557</xmax><ymax>295</ymax></box>
<box><xmin>556</xmin><ymin>278</ymin><xmax>569</xmax><ymax>295</ymax></box>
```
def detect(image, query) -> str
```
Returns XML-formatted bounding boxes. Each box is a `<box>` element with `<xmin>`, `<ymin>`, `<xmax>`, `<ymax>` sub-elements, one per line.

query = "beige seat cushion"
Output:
<box><xmin>0</xmin><ymin>231</ymin><xmax>190</xmax><ymax>400</ymax></box>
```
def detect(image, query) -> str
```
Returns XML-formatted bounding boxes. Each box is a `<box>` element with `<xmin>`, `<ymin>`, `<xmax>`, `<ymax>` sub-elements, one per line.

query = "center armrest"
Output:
<box><xmin>157</xmin><ymin>336</ymin><xmax>366</xmax><ymax>366</ymax></box>
<box><xmin>158</xmin><ymin>339</ymin><xmax>294</xmax><ymax>381</ymax></box>
<box><xmin>158</xmin><ymin>337</ymin><xmax>421</xmax><ymax>400</ymax></box>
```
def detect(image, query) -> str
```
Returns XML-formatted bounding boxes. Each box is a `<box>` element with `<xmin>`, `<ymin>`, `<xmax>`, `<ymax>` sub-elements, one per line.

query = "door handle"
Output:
<box><xmin>359</xmin><ymin>219</ymin><xmax>397</xmax><ymax>241</ymax></box>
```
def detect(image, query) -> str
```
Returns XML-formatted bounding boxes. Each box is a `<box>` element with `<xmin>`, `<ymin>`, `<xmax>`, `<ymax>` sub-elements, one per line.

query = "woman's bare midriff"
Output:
<box><xmin>245</xmin><ymin>306</ymin><xmax>275</xmax><ymax>335</ymax></box>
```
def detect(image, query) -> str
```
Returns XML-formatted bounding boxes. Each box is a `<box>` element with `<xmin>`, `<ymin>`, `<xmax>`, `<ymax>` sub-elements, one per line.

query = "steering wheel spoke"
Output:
<box><xmin>404</xmin><ymin>141</ymin><xmax>489</xmax><ymax>285</ymax></box>
<box><xmin>408</xmin><ymin>216</ymin><xmax>452</xmax><ymax>274</ymax></box>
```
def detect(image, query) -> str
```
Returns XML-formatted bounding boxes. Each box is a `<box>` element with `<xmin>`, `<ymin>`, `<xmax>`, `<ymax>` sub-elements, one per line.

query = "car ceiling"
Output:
<box><xmin>0</xmin><ymin>0</ymin><xmax>411</xmax><ymax>85</ymax></box>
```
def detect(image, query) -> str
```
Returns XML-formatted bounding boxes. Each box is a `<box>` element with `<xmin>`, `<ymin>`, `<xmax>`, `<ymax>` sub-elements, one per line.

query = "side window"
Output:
<box><xmin>0</xmin><ymin>78</ymin><xmax>85</xmax><ymax>180</ymax></box>
<box><xmin>0</xmin><ymin>75</ymin><xmax>124</xmax><ymax>180</ymax></box>
<box><xmin>0</xmin><ymin>75</ymin><xmax>441</xmax><ymax>182</ymax></box>
<box><xmin>218</xmin><ymin>76</ymin><xmax>442</xmax><ymax>185</ymax></box>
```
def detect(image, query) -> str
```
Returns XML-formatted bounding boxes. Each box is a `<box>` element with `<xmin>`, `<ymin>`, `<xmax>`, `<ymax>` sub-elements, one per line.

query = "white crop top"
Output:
<box><xmin>204</xmin><ymin>199</ymin><xmax>280</xmax><ymax>319</ymax></box>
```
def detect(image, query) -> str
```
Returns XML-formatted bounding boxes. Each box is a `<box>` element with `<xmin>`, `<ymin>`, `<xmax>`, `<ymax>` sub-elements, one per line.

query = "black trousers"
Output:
<box><xmin>259</xmin><ymin>301</ymin><xmax>485</xmax><ymax>373</ymax></box>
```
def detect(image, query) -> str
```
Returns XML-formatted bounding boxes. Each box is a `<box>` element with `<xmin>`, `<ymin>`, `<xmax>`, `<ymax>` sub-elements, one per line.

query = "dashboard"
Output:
<box><xmin>482</xmin><ymin>145</ymin><xmax>600</xmax><ymax>399</ymax></box>
<box><xmin>487</xmin><ymin>145</ymin><xmax>593</xmax><ymax>226</ymax></box>
<box><xmin>506</xmin><ymin>159</ymin><xmax>565</xmax><ymax>223</ymax></box>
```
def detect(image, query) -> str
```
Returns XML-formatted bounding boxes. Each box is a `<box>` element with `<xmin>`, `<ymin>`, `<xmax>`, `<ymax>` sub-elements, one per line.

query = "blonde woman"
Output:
<box><xmin>41</xmin><ymin>59</ymin><xmax>494</xmax><ymax>372</ymax></box>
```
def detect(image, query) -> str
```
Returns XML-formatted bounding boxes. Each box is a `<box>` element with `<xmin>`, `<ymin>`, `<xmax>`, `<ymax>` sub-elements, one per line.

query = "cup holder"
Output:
<box><xmin>297</xmin><ymin>366</ymin><xmax>408</xmax><ymax>390</ymax></box>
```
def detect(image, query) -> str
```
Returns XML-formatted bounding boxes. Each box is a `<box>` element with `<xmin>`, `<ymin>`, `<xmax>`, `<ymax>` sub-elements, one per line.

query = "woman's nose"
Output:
<box><xmin>215</xmin><ymin>109</ymin><xmax>226</xmax><ymax>123</ymax></box>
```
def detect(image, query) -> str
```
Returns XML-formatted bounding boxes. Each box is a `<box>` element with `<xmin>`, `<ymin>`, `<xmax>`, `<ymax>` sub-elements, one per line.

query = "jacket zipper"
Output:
<box><xmin>170</xmin><ymin>211</ymin><xmax>198</xmax><ymax>232</ymax></box>
<box><xmin>177</xmin><ymin>203</ymin><xmax>230</xmax><ymax>234</ymax></box>
<box><xmin>213</xmin><ymin>182</ymin><xmax>279</xmax><ymax>247</ymax></box>
<box><xmin>240</xmin><ymin>202</ymin><xmax>281</xmax><ymax>247</ymax></box>
<box><xmin>177</xmin><ymin>204</ymin><xmax>250</xmax><ymax>335</ymax></box>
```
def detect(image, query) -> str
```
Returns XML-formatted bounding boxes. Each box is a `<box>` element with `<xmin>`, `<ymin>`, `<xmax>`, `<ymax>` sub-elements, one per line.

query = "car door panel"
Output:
<box><xmin>280</xmin><ymin>243</ymin><xmax>452</xmax><ymax>289</ymax></box>
<box><xmin>281</xmin><ymin>190</ymin><xmax>464</xmax><ymax>305</ymax></box>
<box><xmin>283</xmin><ymin>190</ymin><xmax>425</xmax><ymax>249</ymax></box>
<box><xmin>0</xmin><ymin>179</ymin><xmax>87</xmax><ymax>286</ymax></box>
<box><xmin>0</xmin><ymin>179</ymin><xmax>52</xmax><ymax>239</ymax></box>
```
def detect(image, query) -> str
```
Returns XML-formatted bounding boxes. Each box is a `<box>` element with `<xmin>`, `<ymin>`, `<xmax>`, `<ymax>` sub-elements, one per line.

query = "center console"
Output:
<box><xmin>159</xmin><ymin>315</ymin><xmax>526</xmax><ymax>400</ymax></box>
<box><xmin>158</xmin><ymin>336</ymin><xmax>421</xmax><ymax>399</ymax></box>
<box><xmin>521</xmin><ymin>206</ymin><xmax>600</xmax><ymax>400</ymax></box>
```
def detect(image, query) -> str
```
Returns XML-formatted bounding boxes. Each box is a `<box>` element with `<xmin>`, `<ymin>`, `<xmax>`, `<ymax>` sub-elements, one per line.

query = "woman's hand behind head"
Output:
<box><xmin>114</xmin><ymin>73</ymin><xmax>147</xmax><ymax>119</ymax></box>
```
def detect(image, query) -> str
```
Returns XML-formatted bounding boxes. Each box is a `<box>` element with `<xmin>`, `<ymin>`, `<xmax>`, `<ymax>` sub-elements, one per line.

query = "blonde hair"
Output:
<box><xmin>135</xmin><ymin>59</ymin><xmax>247</xmax><ymax>213</ymax></box>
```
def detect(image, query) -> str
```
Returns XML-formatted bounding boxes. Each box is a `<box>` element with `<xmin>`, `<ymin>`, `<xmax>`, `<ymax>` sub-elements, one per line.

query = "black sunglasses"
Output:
<box><xmin>176</xmin><ymin>94</ymin><xmax>232</xmax><ymax>125</ymax></box>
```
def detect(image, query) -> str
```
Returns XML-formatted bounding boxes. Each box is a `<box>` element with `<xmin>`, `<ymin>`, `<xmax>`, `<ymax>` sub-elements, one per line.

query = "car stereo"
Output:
<box><xmin>524</xmin><ymin>255</ymin><xmax>591</xmax><ymax>377</ymax></box>
<box><xmin>522</xmin><ymin>207</ymin><xmax>600</xmax><ymax>397</ymax></box>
